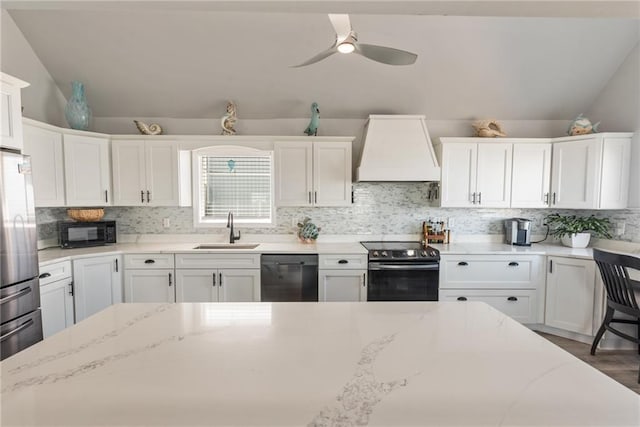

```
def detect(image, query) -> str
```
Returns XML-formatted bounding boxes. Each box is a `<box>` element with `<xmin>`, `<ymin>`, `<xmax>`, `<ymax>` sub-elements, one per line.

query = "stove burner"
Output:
<box><xmin>360</xmin><ymin>241</ymin><xmax>440</xmax><ymax>261</ymax></box>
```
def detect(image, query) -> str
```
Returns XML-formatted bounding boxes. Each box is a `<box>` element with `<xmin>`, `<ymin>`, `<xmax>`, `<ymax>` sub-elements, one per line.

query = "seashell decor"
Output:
<box><xmin>134</xmin><ymin>120</ymin><xmax>163</xmax><ymax>135</ymax></box>
<box><xmin>221</xmin><ymin>101</ymin><xmax>237</xmax><ymax>135</ymax></box>
<box><xmin>472</xmin><ymin>119</ymin><xmax>507</xmax><ymax>137</ymax></box>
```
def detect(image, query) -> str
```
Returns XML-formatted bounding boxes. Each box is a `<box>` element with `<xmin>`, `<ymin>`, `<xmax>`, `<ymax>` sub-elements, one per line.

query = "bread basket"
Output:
<box><xmin>67</xmin><ymin>208</ymin><xmax>105</xmax><ymax>222</ymax></box>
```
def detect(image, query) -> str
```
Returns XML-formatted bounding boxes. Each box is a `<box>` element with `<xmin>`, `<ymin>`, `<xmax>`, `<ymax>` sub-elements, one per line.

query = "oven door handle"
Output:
<box><xmin>369</xmin><ymin>264</ymin><xmax>439</xmax><ymax>271</ymax></box>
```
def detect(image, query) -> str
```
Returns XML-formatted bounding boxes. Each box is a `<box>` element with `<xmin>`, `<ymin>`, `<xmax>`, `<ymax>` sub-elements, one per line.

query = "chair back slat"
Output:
<box><xmin>593</xmin><ymin>249</ymin><xmax>640</xmax><ymax>310</ymax></box>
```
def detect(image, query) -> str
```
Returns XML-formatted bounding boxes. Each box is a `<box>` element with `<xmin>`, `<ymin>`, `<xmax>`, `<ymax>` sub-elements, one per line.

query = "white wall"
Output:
<box><xmin>587</xmin><ymin>42</ymin><xmax>640</xmax><ymax>207</ymax></box>
<box><xmin>1</xmin><ymin>10</ymin><xmax>66</xmax><ymax>126</ymax></box>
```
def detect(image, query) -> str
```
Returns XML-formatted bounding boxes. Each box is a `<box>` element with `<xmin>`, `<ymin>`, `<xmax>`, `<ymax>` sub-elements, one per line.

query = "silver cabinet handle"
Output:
<box><xmin>114</xmin><ymin>259</ymin><xmax>119</xmax><ymax>272</ymax></box>
<box><xmin>308</xmin><ymin>192</ymin><xmax>312</xmax><ymax>204</ymax></box>
<box><xmin>549</xmin><ymin>260</ymin><xmax>553</xmax><ymax>273</ymax></box>
<box><xmin>141</xmin><ymin>190</ymin><xmax>145</xmax><ymax>203</ymax></box>
<box><xmin>0</xmin><ymin>319</ymin><xmax>34</xmax><ymax>342</ymax></box>
<box><xmin>219</xmin><ymin>273</ymin><xmax>222</xmax><ymax>287</ymax></box>
<box><xmin>478</xmin><ymin>192</ymin><xmax>482</xmax><ymax>204</ymax></box>
<box><xmin>212</xmin><ymin>273</ymin><xmax>216</xmax><ymax>287</ymax></box>
<box><xmin>544</xmin><ymin>192</ymin><xmax>549</xmax><ymax>205</ymax></box>
<box><xmin>105</xmin><ymin>190</ymin><xmax>108</xmax><ymax>203</ymax></box>
<box><xmin>147</xmin><ymin>190</ymin><xmax>151</xmax><ymax>203</ymax></box>
<box><xmin>168</xmin><ymin>273</ymin><xmax>172</xmax><ymax>286</ymax></box>
<box><xmin>0</xmin><ymin>287</ymin><xmax>32</xmax><ymax>304</ymax></box>
<box><xmin>471</xmin><ymin>192</ymin><xmax>476</xmax><ymax>204</ymax></box>
<box><xmin>314</xmin><ymin>191</ymin><xmax>318</xmax><ymax>204</ymax></box>
<box><xmin>552</xmin><ymin>192</ymin><xmax>556</xmax><ymax>205</ymax></box>
<box><xmin>68</xmin><ymin>281</ymin><xmax>74</xmax><ymax>296</ymax></box>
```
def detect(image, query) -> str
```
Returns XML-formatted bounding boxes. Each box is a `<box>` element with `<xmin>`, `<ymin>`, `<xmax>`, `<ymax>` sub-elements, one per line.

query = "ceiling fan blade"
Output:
<box><xmin>290</xmin><ymin>44</ymin><xmax>337</xmax><ymax>68</ymax></box>
<box><xmin>355</xmin><ymin>43</ymin><xmax>418</xmax><ymax>66</ymax></box>
<box><xmin>328</xmin><ymin>14</ymin><xmax>352</xmax><ymax>42</ymax></box>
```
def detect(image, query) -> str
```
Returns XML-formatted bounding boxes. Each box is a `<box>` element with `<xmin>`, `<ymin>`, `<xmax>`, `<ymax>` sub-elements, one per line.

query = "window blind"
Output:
<box><xmin>200</xmin><ymin>156</ymin><xmax>272</xmax><ymax>223</ymax></box>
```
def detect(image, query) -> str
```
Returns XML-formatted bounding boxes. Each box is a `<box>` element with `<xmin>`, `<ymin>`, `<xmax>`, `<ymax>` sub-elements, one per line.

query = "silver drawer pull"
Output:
<box><xmin>0</xmin><ymin>319</ymin><xmax>34</xmax><ymax>342</ymax></box>
<box><xmin>0</xmin><ymin>287</ymin><xmax>32</xmax><ymax>305</ymax></box>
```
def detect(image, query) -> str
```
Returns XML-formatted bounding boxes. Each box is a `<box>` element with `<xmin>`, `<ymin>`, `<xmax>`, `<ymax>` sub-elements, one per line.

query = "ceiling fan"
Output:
<box><xmin>292</xmin><ymin>14</ymin><xmax>418</xmax><ymax>67</ymax></box>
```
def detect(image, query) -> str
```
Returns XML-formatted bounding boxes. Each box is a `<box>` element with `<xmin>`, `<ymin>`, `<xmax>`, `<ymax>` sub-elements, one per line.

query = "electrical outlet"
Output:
<box><xmin>162</xmin><ymin>218</ymin><xmax>171</xmax><ymax>228</ymax></box>
<box><xmin>447</xmin><ymin>217</ymin><xmax>455</xmax><ymax>228</ymax></box>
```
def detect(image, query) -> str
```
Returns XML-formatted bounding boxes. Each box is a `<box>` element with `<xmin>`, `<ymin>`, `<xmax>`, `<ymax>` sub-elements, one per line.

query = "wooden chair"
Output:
<box><xmin>591</xmin><ymin>249</ymin><xmax>640</xmax><ymax>383</ymax></box>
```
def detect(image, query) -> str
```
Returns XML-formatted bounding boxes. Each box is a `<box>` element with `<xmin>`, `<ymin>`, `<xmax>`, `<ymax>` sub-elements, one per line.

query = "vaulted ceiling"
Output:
<box><xmin>4</xmin><ymin>1</ymin><xmax>640</xmax><ymax>120</ymax></box>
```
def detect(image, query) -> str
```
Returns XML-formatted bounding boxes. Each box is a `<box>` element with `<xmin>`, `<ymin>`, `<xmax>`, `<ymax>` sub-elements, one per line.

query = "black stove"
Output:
<box><xmin>360</xmin><ymin>241</ymin><xmax>440</xmax><ymax>262</ymax></box>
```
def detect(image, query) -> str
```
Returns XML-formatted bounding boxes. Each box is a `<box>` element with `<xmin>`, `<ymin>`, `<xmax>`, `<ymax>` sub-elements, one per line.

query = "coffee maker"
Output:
<box><xmin>504</xmin><ymin>218</ymin><xmax>532</xmax><ymax>246</ymax></box>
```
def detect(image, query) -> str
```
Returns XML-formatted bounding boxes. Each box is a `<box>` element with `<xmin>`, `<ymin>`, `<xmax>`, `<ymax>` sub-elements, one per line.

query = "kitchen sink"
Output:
<box><xmin>192</xmin><ymin>243</ymin><xmax>260</xmax><ymax>250</ymax></box>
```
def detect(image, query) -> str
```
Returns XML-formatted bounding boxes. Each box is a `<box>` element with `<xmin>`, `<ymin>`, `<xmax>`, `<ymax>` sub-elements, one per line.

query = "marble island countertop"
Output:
<box><xmin>1</xmin><ymin>302</ymin><xmax>638</xmax><ymax>426</ymax></box>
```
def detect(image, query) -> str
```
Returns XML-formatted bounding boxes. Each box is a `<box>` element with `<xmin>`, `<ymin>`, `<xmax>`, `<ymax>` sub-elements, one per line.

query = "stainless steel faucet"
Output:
<box><xmin>227</xmin><ymin>212</ymin><xmax>241</xmax><ymax>243</ymax></box>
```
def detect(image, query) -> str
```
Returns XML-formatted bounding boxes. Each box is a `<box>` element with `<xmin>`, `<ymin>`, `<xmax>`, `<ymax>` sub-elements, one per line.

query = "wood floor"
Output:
<box><xmin>538</xmin><ymin>332</ymin><xmax>640</xmax><ymax>394</ymax></box>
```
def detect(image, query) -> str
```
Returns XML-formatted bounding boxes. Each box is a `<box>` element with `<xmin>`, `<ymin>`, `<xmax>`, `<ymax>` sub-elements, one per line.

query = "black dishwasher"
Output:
<box><xmin>260</xmin><ymin>254</ymin><xmax>318</xmax><ymax>302</ymax></box>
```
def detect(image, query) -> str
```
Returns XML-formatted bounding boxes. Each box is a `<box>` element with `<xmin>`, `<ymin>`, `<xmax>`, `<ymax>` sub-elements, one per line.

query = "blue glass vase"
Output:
<box><xmin>65</xmin><ymin>81</ymin><xmax>91</xmax><ymax>130</ymax></box>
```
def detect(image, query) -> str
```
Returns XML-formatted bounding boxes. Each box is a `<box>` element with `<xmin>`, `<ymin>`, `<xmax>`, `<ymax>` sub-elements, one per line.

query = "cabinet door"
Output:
<box><xmin>219</xmin><ymin>269</ymin><xmax>260</xmax><ymax>302</ymax></box>
<box><xmin>475</xmin><ymin>143</ymin><xmax>512</xmax><ymax>207</ymax></box>
<box><xmin>146</xmin><ymin>140</ymin><xmax>179</xmax><ymax>206</ymax></box>
<box><xmin>64</xmin><ymin>134</ymin><xmax>112</xmax><ymax>206</ymax></box>
<box><xmin>313</xmin><ymin>142</ymin><xmax>352</xmax><ymax>206</ymax></box>
<box><xmin>111</xmin><ymin>140</ymin><xmax>146</xmax><ymax>206</ymax></box>
<box><xmin>0</xmin><ymin>74</ymin><xmax>27</xmax><ymax>151</ymax></box>
<box><xmin>73</xmin><ymin>255</ymin><xmax>122</xmax><ymax>322</ymax></box>
<box><xmin>545</xmin><ymin>256</ymin><xmax>596</xmax><ymax>335</ymax></box>
<box><xmin>274</xmin><ymin>142</ymin><xmax>313</xmax><ymax>206</ymax></box>
<box><xmin>319</xmin><ymin>270</ymin><xmax>367</xmax><ymax>302</ymax></box>
<box><xmin>510</xmin><ymin>143</ymin><xmax>551</xmax><ymax>208</ymax></box>
<box><xmin>550</xmin><ymin>139</ymin><xmax>600</xmax><ymax>209</ymax></box>
<box><xmin>599</xmin><ymin>136</ymin><xmax>630</xmax><ymax>209</ymax></box>
<box><xmin>440</xmin><ymin>143</ymin><xmax>477</xmax><ymax>207</ymax></box>
<box><xmin>124</xmin><ymin>269</ymin><xmax>175</xmax><ymax>303</ymax></box>
<box><xmin>175</xmin><ymin>269</ymin><xmax>219</xmax><ymax>302</ymax></box>
<box><xmin>22</xmin><ymin>124</ymin><xmax>66</xmax><ymax>207</ymax></box>
<box><xmin>40</xmin><ymin>278</ymin><xmax>74</xmax><ymax>338</ymax></box>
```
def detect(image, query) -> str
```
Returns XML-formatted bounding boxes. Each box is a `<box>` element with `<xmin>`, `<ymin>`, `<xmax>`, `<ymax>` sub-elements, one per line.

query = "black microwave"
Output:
<box><xmin>59</xmin><ymin>220</ymin><xmax>116</xmax><ymax>248</ymax></box>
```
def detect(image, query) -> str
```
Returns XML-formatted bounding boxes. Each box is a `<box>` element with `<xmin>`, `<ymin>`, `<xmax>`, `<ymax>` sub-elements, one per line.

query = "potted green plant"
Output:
<box><xmin>545</xmin><ymin>213</ymin><xmax>612</xmax><ymax>248</ymax></box>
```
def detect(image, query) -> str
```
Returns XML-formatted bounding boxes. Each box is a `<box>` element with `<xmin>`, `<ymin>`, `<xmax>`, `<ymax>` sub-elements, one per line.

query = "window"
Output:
<box><xmin>193</xmin><ymin>146</ymin><xmax>274</xmax><ymax>227</ymax></box>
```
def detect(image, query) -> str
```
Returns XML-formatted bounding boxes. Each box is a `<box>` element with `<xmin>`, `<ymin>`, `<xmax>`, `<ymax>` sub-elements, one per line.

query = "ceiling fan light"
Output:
<box><xmin>337</xmin><ymin>42</ymin><xmax>355</xmax><ymax>54</ymax></box>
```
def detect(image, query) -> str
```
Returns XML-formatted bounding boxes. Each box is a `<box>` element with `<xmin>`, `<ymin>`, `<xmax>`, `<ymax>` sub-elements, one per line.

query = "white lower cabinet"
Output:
<box><xmin>545</xmin><ymin>256</ymin><xmax>596</xmax><ymax>335</ymax></box>
<box><xmin>123</xmin><ymin>254</ymin><xmax>175</xmax><ymax>303</ymax></box>
<box><xmin>318</xmin><ymin>254</ymin><xmax>368</xmax><ymax>302</ymax></box>
<box><xmin>319</xmin><ymin>270</ymin><xmax>367</xmax><ymax>302</ymax></box>
<box><xmin>72</xmin><ymin>255</ymin><xmax>122</xmax><ymax>322</ymax></box>
<box><xmin>175</xmin><ymin>269</ymin><xmax>260</xmax><ymax>302</ymax></box>
<box><xmin>439</xmin><ymin>254</ymin><xmax>545</xmax><ymax>324</ymax></box>
<box><xmin>175</xmin><ymin>254</ymin><xmax>261</xmax><ymax>302</ymax></box>
<box><xmin>39</xmin><ymin>261</ymin><xmax>74</xmax><ymax>338</ymax></box>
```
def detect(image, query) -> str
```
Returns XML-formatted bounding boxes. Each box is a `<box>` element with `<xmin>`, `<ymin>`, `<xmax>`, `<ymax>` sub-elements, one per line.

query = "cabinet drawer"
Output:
<box><xmin>39</xmin><ymin>260</ymin><xmax>72</xmax><ymax>285</ymax></box>
<box><xmin>124</xmin><ymin>253</ymin><xmax>175</xmax><ymax>269</ymax></box>
<box><xmin>440</xmin><ymin>255</ymin><xmax>542</xmax><ymax>289</ymax></box>
<box><xmin>176</xmin><ymin>253</ymin><xmax>260</xmax><ymax>269</ymax></box>
<box><xmin>319</xmin><ymin>254</ymin><xmax>368</xmax><ymax>269</ymax></box>
<box><xmin>440</xmin><ymin>289</ymin><xmax>537</xmax><ymax>324</ymax></box>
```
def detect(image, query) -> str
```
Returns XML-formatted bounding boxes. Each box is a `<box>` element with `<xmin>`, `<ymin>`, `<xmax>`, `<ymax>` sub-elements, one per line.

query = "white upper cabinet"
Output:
<box><xmin>274</xmin><ymin>139</ymin><xmax>352</xmax><ymax>207</ymax></box>
<box><xmin>63</xmin><ymin>132</ymin><xmax>111</xmax><ymax>206</ymax></box>
<box><xmin>112</xmin><ymin>139</ymin><xmax>179</xmax><ymax>206</ymax></box>
<box><xmin>438</xmin><ymin>139</ymin><xmax>511</xmax><ymax>207</ymax></box>
<box><xmin>0</xmin><ymin>72</ymin><xmax>29</xmax><ymax>151</ymax></box>
<box><xmin>22</xmin><ymin>120</ymin><xmax>66</xmax><ymax>207</ymax></box>
<box><xmin>511</xmin><ymin>143</ymin><xmax>552</xmax><ymax>208</ymax></box>
<box><xmin>550</xmin><ymin>133</ymin><xmax>631</xmax><ymax>209</ymax></box>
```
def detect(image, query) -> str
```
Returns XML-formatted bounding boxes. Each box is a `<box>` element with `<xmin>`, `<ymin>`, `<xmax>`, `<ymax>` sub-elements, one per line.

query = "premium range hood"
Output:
<box><xmin>356</xmin><ymin>115</ymin><xmax>441</xmax><ymax>181</ymax></box>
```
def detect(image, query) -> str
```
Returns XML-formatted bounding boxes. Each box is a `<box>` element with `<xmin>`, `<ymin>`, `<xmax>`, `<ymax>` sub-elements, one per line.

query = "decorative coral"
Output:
<box><xmin>472</xmin><ymin>119</ymin><xmax>506</xmax><ymax>137</ymax></box>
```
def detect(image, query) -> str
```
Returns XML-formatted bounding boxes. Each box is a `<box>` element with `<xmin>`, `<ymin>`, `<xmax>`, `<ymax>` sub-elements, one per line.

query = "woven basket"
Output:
<box><xmin>67</xmin><ymin>208</ymin><xmax>105</xmax><ymax>222</ymax></box>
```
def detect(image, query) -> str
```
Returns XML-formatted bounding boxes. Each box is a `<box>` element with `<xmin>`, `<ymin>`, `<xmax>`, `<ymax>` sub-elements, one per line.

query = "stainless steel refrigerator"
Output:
<box><xmin>0</xmin><ymin>149</ymin><xmax>43</xmax><ymax>360</ymax></box>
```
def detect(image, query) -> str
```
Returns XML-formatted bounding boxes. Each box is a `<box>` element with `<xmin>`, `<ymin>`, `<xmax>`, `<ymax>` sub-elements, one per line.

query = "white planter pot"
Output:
<box><xmin>560</xmin><ymin>233</ymin><xmax>591</xmax><ymax>248</ymax></box>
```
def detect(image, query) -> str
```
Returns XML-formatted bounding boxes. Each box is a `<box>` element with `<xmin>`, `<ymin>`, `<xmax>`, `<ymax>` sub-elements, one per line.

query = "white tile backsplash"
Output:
<box><xmin>36</xmin><ymin>183</ymin><xmax>640</xmax><ymax>243</ymax></box>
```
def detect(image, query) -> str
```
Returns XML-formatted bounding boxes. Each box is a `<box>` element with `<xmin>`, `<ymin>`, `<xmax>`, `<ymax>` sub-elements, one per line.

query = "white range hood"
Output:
<box><xmin>356</xmin><ymin>115</ymin><xmax>441</xmax><ymax>181</ymax></box>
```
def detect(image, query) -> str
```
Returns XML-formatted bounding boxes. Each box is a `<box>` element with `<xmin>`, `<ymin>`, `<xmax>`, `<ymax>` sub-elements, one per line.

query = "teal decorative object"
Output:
<box><xmin>567</xmin><ymin>113</ymin><xmax>600</xmax><ymax>136</ymax></box>
<box><xmin>297</xmin><ymin>217</ymin><xmax>321</xmax><ymax>242</ymax></box>
<box><xmin>227</xmin><ymin>159</ymin><xmax>236</xmax><ymax>172</ymax></box>
<box><xmin>65</xmin><ymin>81</ymin><xmax>91</xmax><ymax>130</ymax></box>
<box><xmin>304</xmin><ymin>102</ymin><xmax>320</xmax><ymax>136</ymax></box>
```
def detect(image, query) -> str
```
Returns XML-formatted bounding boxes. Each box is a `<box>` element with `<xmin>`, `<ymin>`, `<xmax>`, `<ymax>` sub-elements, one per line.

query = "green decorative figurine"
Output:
<box><xmin>304</xmin><ymin>102</ymin><xmax>320</xmax><ymax>136</ymax></box>
<box><xmin>297</xmin><ymin>217</ymin><xmax>321</xmax><ymax>243</ymax></box>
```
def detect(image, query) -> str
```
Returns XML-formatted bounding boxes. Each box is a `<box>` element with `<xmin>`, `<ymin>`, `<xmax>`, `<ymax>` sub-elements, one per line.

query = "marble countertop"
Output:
<box><xmin>1</xmin><ymin>302</ymin><xmax>638</xmax><ymax>426</ymax></box>
<box><xmin>38</xmin><ymin>239</ymin><xmax>637</xmax><ymax>266</ymax></box>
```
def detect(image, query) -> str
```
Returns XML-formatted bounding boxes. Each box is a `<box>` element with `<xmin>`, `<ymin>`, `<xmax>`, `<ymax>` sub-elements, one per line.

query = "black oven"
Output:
<box><xmin>59</xmin><ymin>220</ymin><xmax>116</xmax><ymax>248</ymax></box>
<box><xmin>362</xmin><ymin>241</ymin><xmax>440</xmax><ymax>302</ymax></box>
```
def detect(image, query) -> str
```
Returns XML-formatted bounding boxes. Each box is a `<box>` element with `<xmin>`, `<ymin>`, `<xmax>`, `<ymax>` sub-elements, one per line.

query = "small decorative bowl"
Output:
<box><xmin>67</xmin><ymin>208</ymin><xmax>105</xmax><ymax>222</ymax></box>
